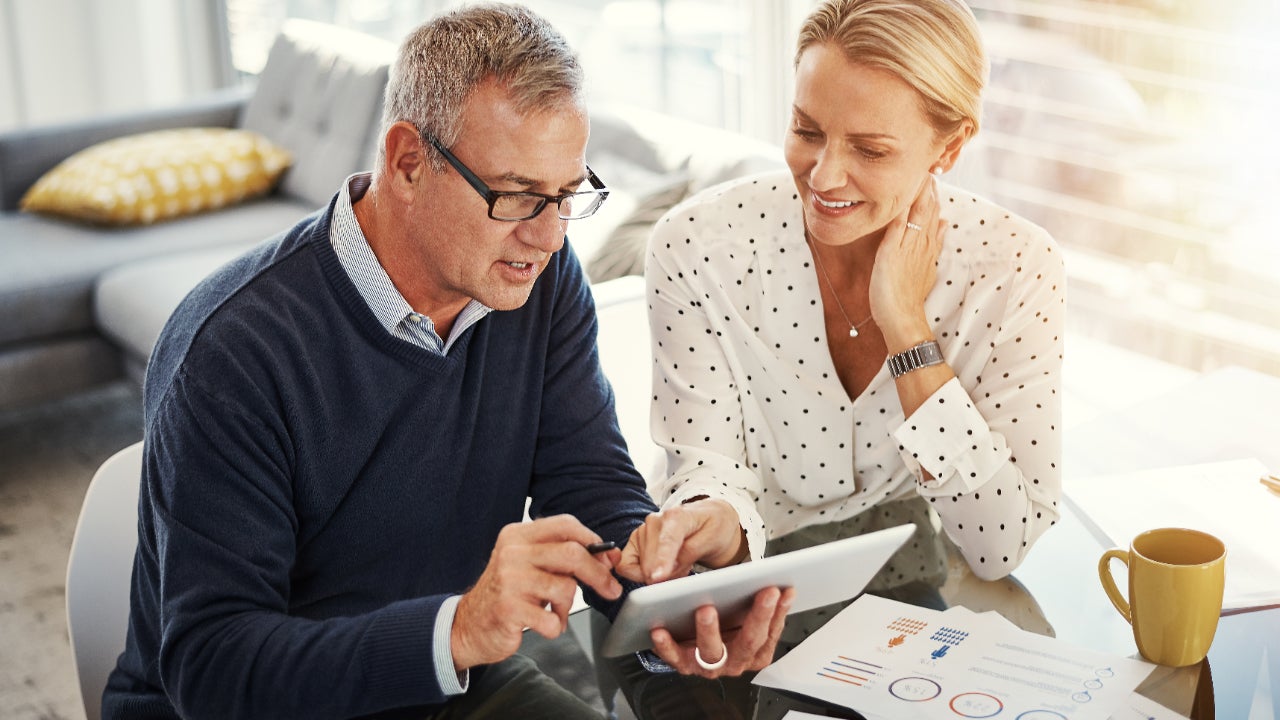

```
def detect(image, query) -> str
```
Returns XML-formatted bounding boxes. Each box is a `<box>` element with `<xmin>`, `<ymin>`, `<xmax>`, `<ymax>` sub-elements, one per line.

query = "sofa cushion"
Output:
<box><xmin>0</xmin><ymin>197</ymin><xmax>312</xmax><ymax>346</ymax></box>
<box><xmin>19</xmin><ymin>128</ymin><xmax>292</xmax><ymax>225</ymax></box>
<box><xmin>95</xmin><ymin>243</ymin><xmax>256</xmax><ymax>365</ymax></box>
<box><xmin>0</xmin><ymin>334</ymin><xmax>124</xmax><ymax>410</ymax></box>
<box><xmin>587</xmin><ymin>104</ymin><xmax>784</xmax><ymax>194</ymax></box>
<box><xmin>580</xmin><ymin>104</ymin><xmax>784</xmax><ymax>281</ymax></box>
<box><xmin>0</xmin><ymin>87</ymin><xmax>249</xmax><ymax>213</ymax></box>
<box><xmin>241</xmin><ymin>19</ymin><xmax>393</xmax><ymax>209</ymax></box>
<box><xmin>592</xmin><ymin>276</ymin><xmax>664</xmax><ymax>486</ymax></box>
<box><xmin>586</xmin><ymin>177</ymin><xmax>688</xmax><ymax>282</ymax></box>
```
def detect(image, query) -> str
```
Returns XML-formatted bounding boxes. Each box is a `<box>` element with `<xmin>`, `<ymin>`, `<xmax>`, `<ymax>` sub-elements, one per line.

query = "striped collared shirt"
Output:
<box><xmin>328</xmin><ymin>172</ymin><xmax>476</xmax><ymax>695</ymax></box>
<box><xmin>330</xmin><ymin>172</ymin><xmax>491</xmax><ymax>355</ymax></box>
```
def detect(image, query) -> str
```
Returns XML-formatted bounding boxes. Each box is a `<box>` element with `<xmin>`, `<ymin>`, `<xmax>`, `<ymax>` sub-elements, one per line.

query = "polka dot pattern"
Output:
<box><xmin>20</xmin><ymin>128</ymin><xmax>292</xmax><ymax>225</ymax></box>
<box><xmin>644</xmin><ymin>170</ymin><xmax>1064</xmax><ymax>578</ymax></box>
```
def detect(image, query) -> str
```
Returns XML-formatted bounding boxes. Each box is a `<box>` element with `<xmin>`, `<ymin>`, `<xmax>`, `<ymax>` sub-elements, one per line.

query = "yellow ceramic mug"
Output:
<box><xmin>1097</xmin><ymin>527</ymin><xmax>1225</xmax><ymax>667</ymax></box>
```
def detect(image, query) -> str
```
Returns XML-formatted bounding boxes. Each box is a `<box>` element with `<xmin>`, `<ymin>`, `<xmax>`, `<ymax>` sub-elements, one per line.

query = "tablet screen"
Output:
<box><xmin>600</xmin><ymin>523</ymin><xmax>915</xmax><ymax>657</ymax></box>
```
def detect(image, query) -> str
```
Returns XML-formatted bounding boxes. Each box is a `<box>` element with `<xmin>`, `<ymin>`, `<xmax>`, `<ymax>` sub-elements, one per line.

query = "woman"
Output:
<box><xmin>644</xmin><ymin>0</ymin><xmax>1064</xmax><ymax>599</ymax></box>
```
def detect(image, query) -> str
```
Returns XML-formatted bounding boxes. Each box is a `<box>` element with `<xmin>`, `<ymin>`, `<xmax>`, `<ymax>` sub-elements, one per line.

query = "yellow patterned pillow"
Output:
<box><xmin>20</xmin><ymin>128</ymin><xmax>292</xmax><ymax>225</ymax></box>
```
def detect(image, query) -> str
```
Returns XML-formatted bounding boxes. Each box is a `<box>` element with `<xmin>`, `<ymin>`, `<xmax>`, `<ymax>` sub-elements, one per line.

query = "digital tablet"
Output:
<box><xmin>599</xmin><ymin>522</ymin><xmax>915</xmax><ymax>657</ymax></box>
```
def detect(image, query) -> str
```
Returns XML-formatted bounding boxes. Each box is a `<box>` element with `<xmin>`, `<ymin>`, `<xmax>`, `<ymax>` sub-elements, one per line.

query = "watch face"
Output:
<box><xmin>920</xmin><ymin>341</ymin><xmax>943</xmax><ymax>364</ymax></box>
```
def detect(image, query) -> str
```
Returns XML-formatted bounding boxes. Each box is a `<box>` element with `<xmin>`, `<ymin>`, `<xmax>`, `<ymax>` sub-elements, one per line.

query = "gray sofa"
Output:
<box><xmin>0</xmin><ymin>20</ymin><xmax>392</xmax><ymax>410</ymax></box>
<box><xmin>0</xmin><ymin>20</ymin><xmax>782</xmax><ymax>412</ymax></box>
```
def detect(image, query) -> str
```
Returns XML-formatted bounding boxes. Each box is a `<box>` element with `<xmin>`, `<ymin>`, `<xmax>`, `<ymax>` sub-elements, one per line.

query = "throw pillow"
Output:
<box><xmin>20</xmin><ymin>128</ymin><xmax>292</xmax><ymax>225</ymax></box>
<box><xmin>586</xmin><ymin>178</ymin><xmax>689</xmax><ymax>282</ymax></box>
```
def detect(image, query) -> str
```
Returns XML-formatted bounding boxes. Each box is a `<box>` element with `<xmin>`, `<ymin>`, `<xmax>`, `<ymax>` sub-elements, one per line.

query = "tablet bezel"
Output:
<box><xmin>599</xmin><ymin>522</ymin><xmax>916</xmax><ymax>657</ymax></box>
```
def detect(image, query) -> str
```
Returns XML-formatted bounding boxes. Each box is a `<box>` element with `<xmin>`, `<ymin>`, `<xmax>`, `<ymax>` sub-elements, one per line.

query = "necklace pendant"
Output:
<box><xmin>848</xmin><ymin>326</ymin><xmax>859</xmax><ymax>338</ymax></box>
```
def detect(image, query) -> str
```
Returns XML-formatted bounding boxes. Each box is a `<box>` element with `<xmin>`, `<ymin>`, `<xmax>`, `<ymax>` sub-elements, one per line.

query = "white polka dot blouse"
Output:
<box><xmin>645</xmin><ymin>169</ymin><xmax>1065</xmax><ymax>581</ymax></box>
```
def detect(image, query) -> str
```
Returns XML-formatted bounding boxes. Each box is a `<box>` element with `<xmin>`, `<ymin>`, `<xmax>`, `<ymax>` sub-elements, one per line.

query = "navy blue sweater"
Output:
<box><xmin>103</xmin><ymin>198</ymin><xmax>657</xmax><ymax>719</ymax></box>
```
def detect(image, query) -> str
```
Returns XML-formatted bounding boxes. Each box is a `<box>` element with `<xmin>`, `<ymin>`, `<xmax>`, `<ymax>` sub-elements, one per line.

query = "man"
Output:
<box><xmin>103</xmin><ymin>4</ymin><xmax>789</xmax><ymax>719</ymax></box>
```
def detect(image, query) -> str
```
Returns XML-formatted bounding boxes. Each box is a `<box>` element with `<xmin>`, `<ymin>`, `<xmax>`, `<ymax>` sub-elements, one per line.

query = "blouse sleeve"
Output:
<box><xmin>893</xmin><ymin>230</ymin><xmax>1066</xmax><ymax>580</ymax></box>
<box><xmin>644</xmin><ymin>211</ymin><xmax>770</xmax><ymax>560</ymax></box>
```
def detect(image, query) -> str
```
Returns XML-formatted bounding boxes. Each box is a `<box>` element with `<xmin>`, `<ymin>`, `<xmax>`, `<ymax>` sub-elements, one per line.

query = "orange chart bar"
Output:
<box><xmin>818</xmin><ymin>671</ymin><xmax>864</xmax><ymax>686</ymax></box>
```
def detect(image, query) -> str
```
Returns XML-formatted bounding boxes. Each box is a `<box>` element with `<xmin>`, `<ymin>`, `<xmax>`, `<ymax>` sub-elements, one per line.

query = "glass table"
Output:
<box><xmin>592</xmin><ymin>365</ymin><xmax>1280</xmax><ymax>719</ymax></box>
<box><xmin>592</xmin><ymin>500</ymin><xmax>1277</xmax><ymax>719</ymax></box>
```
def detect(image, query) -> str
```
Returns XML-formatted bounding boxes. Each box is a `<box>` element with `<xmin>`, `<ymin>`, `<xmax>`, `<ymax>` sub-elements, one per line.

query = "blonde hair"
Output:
<box><xmin>378</xmin><ymin>2</ymin><xmax>584</xmax><ymax>171</ymax></box>
<box><xmin>796</xmin><ymin>0</ymin><xmax>987</xmax><ymax>137</ymax></box>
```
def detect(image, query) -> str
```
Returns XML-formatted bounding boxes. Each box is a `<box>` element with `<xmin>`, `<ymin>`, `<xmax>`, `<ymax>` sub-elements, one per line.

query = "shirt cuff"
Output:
<box><xmin>892</xmin><ymin>377</ymin><xmax>1011</xmax><ymax>496</ymax></box>
<box><xmin>433</xmin><ymin>595</ymin><xmax>469</xmax><ymax>696</ymax></box>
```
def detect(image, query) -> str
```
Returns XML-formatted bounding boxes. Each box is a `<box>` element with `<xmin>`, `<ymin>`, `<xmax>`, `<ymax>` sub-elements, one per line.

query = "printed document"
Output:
<box><xmin>780</xmin><ymin>695</ymin><xmax>1187</xmax><ymax>720</ymax></box>
<box><xmin>1067</xmin><ymin>457</ymin><xmax>1280</xmax><ymax>612</ymax></box>
<box><xmin>756</xmin><ymin>594</ymin><xmax>1154</xmax><ymax>719</ymax></box>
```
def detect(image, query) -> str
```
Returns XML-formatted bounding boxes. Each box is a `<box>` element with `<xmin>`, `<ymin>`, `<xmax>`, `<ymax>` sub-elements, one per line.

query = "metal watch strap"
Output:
<box><xmin>886</xmin><ymin>340</ymin><xmax>943</xmax><ymax>378</ymax></box>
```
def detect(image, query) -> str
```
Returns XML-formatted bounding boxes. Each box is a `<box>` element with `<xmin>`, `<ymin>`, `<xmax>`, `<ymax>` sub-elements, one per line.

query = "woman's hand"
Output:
<box><xmin>615</xmin><ymin>498</ymin><xmax>747</xmax><ymax>584</ymax></box>
<box><xmin>869</xmin><ymin>175</ymin><xmax>946</xmax><ymax>351</ymax></box>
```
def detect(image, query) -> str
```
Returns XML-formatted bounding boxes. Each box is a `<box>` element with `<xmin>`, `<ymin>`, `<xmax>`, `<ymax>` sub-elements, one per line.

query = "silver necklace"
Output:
<box><xmin>809</xmin><ymin>239</ymin><xmax>874</xmax><ymax>338</ymax></box>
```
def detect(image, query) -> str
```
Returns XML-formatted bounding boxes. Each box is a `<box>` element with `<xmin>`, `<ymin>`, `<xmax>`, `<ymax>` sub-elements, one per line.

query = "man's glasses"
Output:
<box><xmin>424</xmin><ymin>134</ymin><xmax>609</xmax><ymax>222</ymax></box>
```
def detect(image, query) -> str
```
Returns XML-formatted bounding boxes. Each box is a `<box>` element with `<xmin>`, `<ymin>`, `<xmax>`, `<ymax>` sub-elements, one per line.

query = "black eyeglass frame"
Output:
<box><xmin>424</xmin><ymin>134</ymin><xmax>609</xmax><ymax>222</ymax></box>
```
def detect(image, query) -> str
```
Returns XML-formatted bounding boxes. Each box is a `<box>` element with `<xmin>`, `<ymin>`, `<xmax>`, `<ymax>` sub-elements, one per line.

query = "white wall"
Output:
<box><xmin>0</xmin><ymin>0</ymin><xmax>231</xmax><ymax>131</ymax></box>
<box><xmin>0</xmin><ymin>2</ymin><xmax>19</xmax><ymax>128</ymax></box>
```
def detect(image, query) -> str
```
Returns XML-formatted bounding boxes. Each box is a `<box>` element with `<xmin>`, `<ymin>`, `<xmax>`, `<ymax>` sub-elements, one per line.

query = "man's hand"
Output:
<box><xmin>652</xmin><ymin>586</ymin><xmax>796</xmax><ymax>677</ymax></box>
<box><xmin>614</xmin><ymin>498</ymin><xmax>790</xmax><ymax>677</ymax></box>
<box><xmin>614</xmin><ymin>498</ymin><xmax>747</xmax><ymax>584</ymax></box>
<box><xmin>451</xmin><ymin>515</ymin><xmax>622</xmax><ymax>671</ymax></box>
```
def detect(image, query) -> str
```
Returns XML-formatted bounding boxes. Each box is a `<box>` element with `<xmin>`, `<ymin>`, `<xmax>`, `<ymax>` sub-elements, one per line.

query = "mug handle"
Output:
<box><xmin>1098</xmin><ymin>549</ymin><xmax>1132</xmax><ymax>624</ymax></box>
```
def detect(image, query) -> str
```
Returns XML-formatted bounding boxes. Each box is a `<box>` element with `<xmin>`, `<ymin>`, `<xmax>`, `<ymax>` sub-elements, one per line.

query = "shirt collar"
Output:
<box><xmin>329</xmin><ymin>172</ymin><xmax>492</xmax><ymax>354</ymax></box>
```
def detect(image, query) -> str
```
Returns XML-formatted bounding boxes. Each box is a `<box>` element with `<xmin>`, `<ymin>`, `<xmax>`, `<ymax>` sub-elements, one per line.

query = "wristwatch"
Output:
<box><xmin>886</xmin><ymin>340</ymin><xmax>944</xmax><ymax>378</ymax></box>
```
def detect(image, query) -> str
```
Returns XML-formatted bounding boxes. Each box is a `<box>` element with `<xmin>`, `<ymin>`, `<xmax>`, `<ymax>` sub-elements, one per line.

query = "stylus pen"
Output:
<box><xmin>587</xmin><ymin>541</ymin><xmax>617</xmax><ymax>554</ymax></box>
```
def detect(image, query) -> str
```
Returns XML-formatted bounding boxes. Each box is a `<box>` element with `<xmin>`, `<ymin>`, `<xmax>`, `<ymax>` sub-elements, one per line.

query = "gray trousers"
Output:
<box><xmin>425</xmin><ymin>653</ymin><xmax>603</xmax><ymax>720</ymax></box>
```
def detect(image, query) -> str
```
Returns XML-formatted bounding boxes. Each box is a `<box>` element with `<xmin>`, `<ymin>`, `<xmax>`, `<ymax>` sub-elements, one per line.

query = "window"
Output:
<box><xmin>224</xmin><ymin>0</ymin><xmax>1280</xmax><ymax>377</ymax></box>
<box><xmin>225</xmin><ymin>0</ymin><xmax>769</xmax><ymax>131</ymax></box>
<box><xmin>962</xmin><ymin>0</ymin><xmax>1280</xmax><ymax>375</ymax></box>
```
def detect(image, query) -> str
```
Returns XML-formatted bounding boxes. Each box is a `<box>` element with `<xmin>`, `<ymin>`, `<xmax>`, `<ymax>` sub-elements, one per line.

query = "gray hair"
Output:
<box><xmin>377</xmin><ymin>2</ymin><xmax>585</xmax><ymax>171</ymax></box>
<box><xmin>796</xmin><ymin>0</ymin><xmax>987</xmax><ymax>138</ymax></box>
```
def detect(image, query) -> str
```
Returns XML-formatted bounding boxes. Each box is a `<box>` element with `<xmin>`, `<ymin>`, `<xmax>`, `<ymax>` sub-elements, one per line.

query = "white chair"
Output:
<box><xmin>591</xmin><ymin>276</ymin><xmax>664</xmax><ymax>487</ymax></box>
<box><xmin>66</xmin><ymin>440</ymin><xmax>143</xmax><ymax>720</ymax></box>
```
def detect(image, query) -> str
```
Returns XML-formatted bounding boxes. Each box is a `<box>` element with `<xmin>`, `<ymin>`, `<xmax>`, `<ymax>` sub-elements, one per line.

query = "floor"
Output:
<box><xmin>0</xmin><ymin>383</ymin><xmax>144</xmax><ymax>720</ymax></box>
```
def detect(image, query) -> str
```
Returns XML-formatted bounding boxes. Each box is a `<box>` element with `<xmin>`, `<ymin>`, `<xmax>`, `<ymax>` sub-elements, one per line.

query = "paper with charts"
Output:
<box><xmin>755</xmin><ymin>594</ymin><xmax>1155</xmax><ymax>719</ymax></box>
<box><xmin>1066</xmin><ymin>457</ymin><xmax>1280</xmax><ymax>613</ymax></box>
